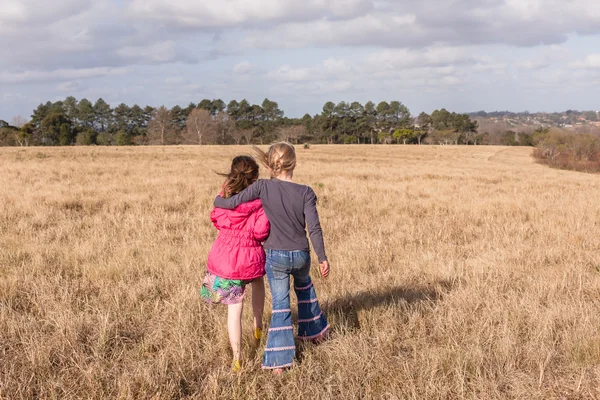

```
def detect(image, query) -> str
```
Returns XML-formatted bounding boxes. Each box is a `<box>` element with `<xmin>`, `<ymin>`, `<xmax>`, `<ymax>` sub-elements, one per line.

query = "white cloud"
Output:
<box><xmin>365</xmin><ymin>47</ymin><xmax>472</xmax><ymax>70</ymax></box>
<box><xmin>242</xmin><ymin>0</ymin><xmax>600</xmax><ymax>49</ymax></box>
<box><xmin>570</xmin><ymin>54</ymin><xmax>600</xmax><ymax>69</ymax></box>
<box><xmin>0</xmin><ymin>0</ymin><xmax>92</xmax><ymax>25</ymax></box>
<box><xmin>118</xmin><ymin>41</ymin><xmax>179</xmax><ymax>64</ymax></box>
<box><xmin>164</xmin><ymin>76</ymin><xmax>186</xmax><ymax>85</ymax></box>
<box><xmin>515</xmin><ymin>45</ymin><xmax>572</xmax><ymax>70</ymax></box>
<box><xmin>264</xmin><ymin>46</ymin><xmax>488</xmax><ymax>99</ymax></box>
<box><xmin>323</xmin><ymin>58</ymin><xmax>353</xmax><ymax>75</ymax></box>
<box><xmin>233</xmin><ymin>61</ymin><xmax>254</xmax><ymax>74</ymax></box>
<box><xmin>267</xmin><ymin>65</ymin><xmax>313</xmax><ymax>82</ymax></box>
<box><xmin>127</xmin><ymin>0</ymin><xmax>374</xmax><ymax>28</ymax></box>
<box><xmin>0</xmin><ymin>67</ymin><xmax>129</xmax><ymax>84</ymax></box>
<box><xmin>56</xmin><ymin>81</ymin><xmax>83</xmax><ymax>93</ymax></box>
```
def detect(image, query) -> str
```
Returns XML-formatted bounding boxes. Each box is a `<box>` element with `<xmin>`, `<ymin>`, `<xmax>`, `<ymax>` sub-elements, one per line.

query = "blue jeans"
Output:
<box><xmin>262</xmin><ymin>250</ymin><xmax>329</xmax><ymax>369</ymax></box>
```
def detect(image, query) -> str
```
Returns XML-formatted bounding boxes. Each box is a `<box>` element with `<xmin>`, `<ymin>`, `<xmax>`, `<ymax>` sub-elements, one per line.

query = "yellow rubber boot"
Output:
<box><xmin>232</xmin><ymin>360</ymin><xmax>242</xmax><ymax>373</ymax></box>
<box><xmin>253</xmin><ymin>328</ymin><xmax>263</xmax><ymax>340</ymax></box>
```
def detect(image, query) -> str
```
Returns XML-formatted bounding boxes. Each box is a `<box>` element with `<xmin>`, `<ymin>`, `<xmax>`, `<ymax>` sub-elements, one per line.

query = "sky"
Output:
<box><xmin>1</xmin><ymin>0</ymin><xmax>600</xmax><ymax>122</ymax></box>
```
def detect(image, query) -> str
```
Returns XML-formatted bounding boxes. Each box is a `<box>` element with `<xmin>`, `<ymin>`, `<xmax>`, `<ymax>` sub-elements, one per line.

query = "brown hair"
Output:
<box><xmin>253</xmin><ymin>142</ymin><xmax>297</xmax><ymax>178</ymax></box>
<box><xmin>220</xmin><ymin>155</ymin><xmax>260</xmax><ymax>198</ymax></box>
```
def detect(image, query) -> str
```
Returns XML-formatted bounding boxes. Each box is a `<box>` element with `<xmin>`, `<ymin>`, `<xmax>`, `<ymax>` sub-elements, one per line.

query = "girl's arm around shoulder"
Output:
<box><xmin>252</xmin><ymin>206</ymin><xmax>270</xmax><ymax>241</ymax></box>
<box><xmin>214</xmin><ymin>180</ymin><xmax>264</xmax><ymax>210</ymax></box>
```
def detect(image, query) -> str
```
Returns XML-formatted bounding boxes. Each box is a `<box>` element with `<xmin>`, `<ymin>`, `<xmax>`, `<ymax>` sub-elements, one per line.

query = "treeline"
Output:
<box><xmin>471</xmin><ymin>109</ymin><xmax>599</xmax><ymax>122</ymax></box>
<box><xmin>0</xmin><ymin>98</ymin><xmax>292</xmax><ymax>147</ymax></box>
<box><xmin>0</xmin><ymin>97</ymin><xmax>490</xmax><ymax>147</ymax></box>
<box><xmin>533</xmin><ymin>128</ymin><xmax>600</xmax><ymax>173</ymax></box>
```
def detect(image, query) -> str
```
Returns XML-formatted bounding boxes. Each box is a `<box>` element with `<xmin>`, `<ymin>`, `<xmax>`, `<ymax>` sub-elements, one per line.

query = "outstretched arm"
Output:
<box><xmin>304</xmin><ymin>188</ymin><xmax>328</xmax><ymax>263</ymax></box>
<box><xmin>214</xmin><ymin>180</ymin><xmax>263</xmax><ymax>210</ymax></box>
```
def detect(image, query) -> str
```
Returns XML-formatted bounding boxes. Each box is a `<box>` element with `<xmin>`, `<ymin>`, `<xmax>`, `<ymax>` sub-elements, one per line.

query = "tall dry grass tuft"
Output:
<box><xmin>1</xmin><ymin>145</ymin><xmax>600</xmax><ymax>399</ymax></box>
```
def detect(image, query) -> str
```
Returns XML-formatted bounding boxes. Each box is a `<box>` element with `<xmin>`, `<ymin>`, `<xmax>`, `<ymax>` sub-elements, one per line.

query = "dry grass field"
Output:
<box><xmin>1</xmin><ymin>145</ymin><xmax>600</xmax><ymax>399</ymax></box>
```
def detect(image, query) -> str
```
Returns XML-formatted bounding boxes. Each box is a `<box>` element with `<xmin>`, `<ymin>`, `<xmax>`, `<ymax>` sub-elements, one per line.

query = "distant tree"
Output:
<box><xmin>15</xmin><ymin>126</ymin><xmax>33</xmax><ymax>146</ymax></box>
<box><xmin>230</xmin><ymin>127</ymin><xmax>254</xmax><ymax>145</ymax></box>
<box><xmin>417</xmin><ymin>112</ymin><xmax>432</xmax><ymax>130</ymax></box>
<box><xmin>227</xmin><ymin>100</ymin><xmax>241</xmax><ymax>122</ymax></box>
<box><xmin>78</xmin><ymin>99</ymin><xmax>95</xmax><ymax>129</ymax></box>
<box><xmin>262</xmin><ymin>98</ymin><xmax>283</xmax><ymax>121</ymax></box>
<box><xmin>0</xmin><ymin>126</ymin><xmax>18</xmax><ymax>146</ymax></box>
<box><xmin>215</xmin><ymin>112</ymin><xmax>235</xmax><ymax>144</ymax></box>
<box><xmin>503</xmin><ymin>130</ymin><xmax>519</xmax><ymax>146</ymax></box>
<box><xmin>235</xmin><ymin>99</ymin><xmax>252</xmax><ymax>128</ymax></box>
<box><xmin>93</xmin><ymin>98</ymin><xmax>112</xmax><ymax>132</ymax></box>
<box><xmin>393</xmin><ymin>128</ymin><xmax>415</xmax><ymax>144</ymax></box>
<box><xmin>389</xmin><ymin>101</ymin><xmax>411</xmax><ymax>128</ymax></box>
<box><xmin>41</xmin><ymin>113</ymin><xmax>73</xmax><ymax>145</ymax></box>
<box><xmin>349</xmin><ymin>101</ymin><xmax>364</xmax><ymax>142</ymax></box>
<box><xmin>59</xmin><ymin>124</ymin><xmax>72</xmax><ymax>146</ymax></box>
<box><xmin>198</xmin><ymin>99</ymin><xmax>215</xmax><ymax>114</ymax></box>
<box><xmin>334</xmin><ymin>101</ymin><xmax>350</xmax><ymax>136</ymax></box>
<box><xmin>184</xmin><ymin>108</ymin><xmax>214</xmax><ymax>145</ymax></box>
<box><xmin>142</xmin><ymin>106</ymin><xmax>155</xmax><ymax>126</ymax></box>
<box><xmin>376</xmin><ymin>101</ymin><xmax>392</xmax><ymax>131</ymax></box>
<box><xmin>431</xmin><ymin>108</ymin><xmax>452</xmax><ymax>130</ymax></box>
<box><xmin>301</xmin><ymin>113</ymin><xmax>313</xmax><ymax>133</ymax></box>
<box><xmin>321</xmin><ymin>102</ymin><xmax>337</xmax><ymax>144</ymax></box>
<box><xmin>130</xmin><ymin>105</ymin><xmax>147</xmax><ymax>136</ymax></box>
<box><xmin>416</xmin><ymin>112</ymin><xmax>432</xmax><ymax>145</ymax></box>
<box><xmin>31</xmin><ymin>103</ymin><xmax>51</xmax><ymax>128</ymax></box>
<box><xmin>170</xmin><ymin>105</ymin><xmax>187</xmax><ymax>131</ymax></box>
<box><xmin>363</xmin><ymin>101</ymin><xmax>377</xmax><ymax>144</ymax></box>
<box><xmin>277</xmin><ymin>125</ymin><xmax>305</xmax><ymax>144</ymax></box>
<box><xmin>183</xmin><ymin>102</ymin><xmax>196</xmax><ymax>117</ymax></box>
<box><xmin>96</xmin><ymin>132</ymin><xmax>111</xmax><ymax>146</ymax></box>
<box><xmin>213</xmin><ymin>99</ymin><xmax>226</xmax><ymax>115</ymax></box>
<box><xmin>453</xmin><ymin>114</ymin><xmax>478</xmax><ymax>145</ymax></box>
<box><xmin>63</xmin><ymin>96</ymin><xmax>79</xmax><ymax>122</ymax></box>
<box><xmin>147</xmin><ymin>106</ymin><xmax>176</xmax><ymax>145</ymax></box>
<box><xmin>584</xmin><ymin>111</ymin><xmax>598</xmax><ymax>122</ymax></box>
<box><xmin>113</xmin><ymin>103</ymin><xmax>132</xmax><ymax>133</ymax></box>
<box><xmin>49</xmin><ymin>101</ymin><xmax>65</xmax><ymax>114</ymax></box>
<box><xmin>76</xmin><ymin>129</ymin><xmax>97</xmax><ymax>146</ymax></box>
<box><xmin>10</xmin><ymin>115</ymin><xmax>28</xmax><ymax>128</ymax></box>
<box><xmin>250</xmin><ymin>104</ymin><xmax>264</xmax><ymax>124</ymax></box>
<box><xmin>114</xmin><ymin>131</ymin><xmax>132</xmax><ymax>146</ymax></box>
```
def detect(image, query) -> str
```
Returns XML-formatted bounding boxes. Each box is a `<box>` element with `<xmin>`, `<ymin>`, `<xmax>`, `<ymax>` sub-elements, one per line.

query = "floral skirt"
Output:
<box><xmin>200</xmin><ymin>272</ymin><xmax>252</xmax><ymax>305</ymax></box>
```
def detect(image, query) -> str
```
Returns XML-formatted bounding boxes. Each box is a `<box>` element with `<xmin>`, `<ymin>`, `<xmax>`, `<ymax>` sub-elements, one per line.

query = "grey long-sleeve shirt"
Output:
<box><xmin>214</xmin><ymin>179</ymin><xmax>328</xmax><ymax>262</ymax></box>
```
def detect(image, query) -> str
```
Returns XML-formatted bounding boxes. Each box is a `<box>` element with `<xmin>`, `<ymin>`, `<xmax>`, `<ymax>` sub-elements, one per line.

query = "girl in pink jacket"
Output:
<box><xmin>200</xmin><ymin>155</ymin><xmax>270</xmax><ymax>372</ymax></box>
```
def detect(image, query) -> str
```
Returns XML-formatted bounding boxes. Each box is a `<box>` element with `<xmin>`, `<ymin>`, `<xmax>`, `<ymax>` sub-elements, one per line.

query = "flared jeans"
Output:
<box><xmin>262</xmin><ymin>249</ymin><xmax>329</xmax><ymax>369</ymax></box>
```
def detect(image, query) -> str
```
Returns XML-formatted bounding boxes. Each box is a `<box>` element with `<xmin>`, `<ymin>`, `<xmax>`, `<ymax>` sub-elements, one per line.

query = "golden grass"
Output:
<box><xmin>1</xmin><ymin>145</ymin><xmax>600</xmax><ymax>399</ymax></box>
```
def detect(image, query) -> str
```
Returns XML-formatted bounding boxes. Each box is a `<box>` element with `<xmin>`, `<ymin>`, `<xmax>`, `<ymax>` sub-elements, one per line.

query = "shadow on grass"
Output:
<box><xmin>326</xmin><ymin>279</ymin><xmax>453</xmax><ymax>330</ymax></box>
<box><xmin>294</xmin><ymin>279</ymin><xmax>455</xmax><ymax>363</ymax></box>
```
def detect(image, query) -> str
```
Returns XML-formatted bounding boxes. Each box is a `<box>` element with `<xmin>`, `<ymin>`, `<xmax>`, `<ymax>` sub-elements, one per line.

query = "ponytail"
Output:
<box><xmin>253</xmin><ymin>142</ymin><xmax>296</xmax><ymax>178</ymax></box>
<box><xmin>220</xmin><ymin>156</ymin><xmax>260</xmax><ymax>198</ymax></box>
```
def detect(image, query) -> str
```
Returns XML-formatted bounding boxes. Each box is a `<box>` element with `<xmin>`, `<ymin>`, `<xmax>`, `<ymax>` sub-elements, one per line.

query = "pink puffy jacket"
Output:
<box><xmin>206</xmin><ymin>199</ymin><xmax>270</xmax><ymax>281</ymax></box>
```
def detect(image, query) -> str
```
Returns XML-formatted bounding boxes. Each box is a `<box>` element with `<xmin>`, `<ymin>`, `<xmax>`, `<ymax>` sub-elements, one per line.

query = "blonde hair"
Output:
<box><xmin>253</xmin><ymin>142</ymin><xmax>297</xmax><ymax>178</ymax></box>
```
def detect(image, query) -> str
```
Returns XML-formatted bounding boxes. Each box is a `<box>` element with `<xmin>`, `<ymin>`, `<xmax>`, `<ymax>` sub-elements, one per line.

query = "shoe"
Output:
<box><xmin>232</xmin><ymin>360</ymin><xmax>242</xmax><ymax>373</ymax></box>
<box><xmin>253</xmin><ymin>328</ymin><xmax>263</xmax><ymax>340</ymax></box>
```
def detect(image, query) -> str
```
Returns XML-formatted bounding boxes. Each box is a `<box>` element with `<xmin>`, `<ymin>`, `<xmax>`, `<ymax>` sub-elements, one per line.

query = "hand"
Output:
<box><xmin>319</xmin><ymin>261</ymin><xmax>330</xmax><ymax>279</ymax></box>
